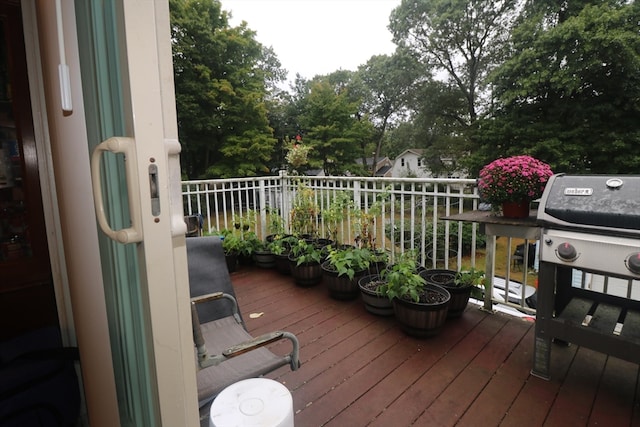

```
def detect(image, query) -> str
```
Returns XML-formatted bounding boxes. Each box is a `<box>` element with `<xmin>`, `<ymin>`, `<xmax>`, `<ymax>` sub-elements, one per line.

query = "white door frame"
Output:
<box><xmin>25</xmin><ymin>0</ymin><xmax>198</xmax><ymax>425</ymax></box>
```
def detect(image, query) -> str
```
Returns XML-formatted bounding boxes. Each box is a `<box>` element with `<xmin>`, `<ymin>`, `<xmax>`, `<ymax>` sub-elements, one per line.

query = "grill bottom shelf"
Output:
<box><xmin>532</xmin><ymin>262</ymin><xmax>640</xmax><ymax>380</ymax></box>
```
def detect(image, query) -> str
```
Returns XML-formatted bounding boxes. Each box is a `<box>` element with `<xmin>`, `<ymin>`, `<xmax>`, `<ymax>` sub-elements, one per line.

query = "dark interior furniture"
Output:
<box><xmin>0</xmin><ymin>326</ymin><xmax>80</xmax><ymax>426</ymax></box>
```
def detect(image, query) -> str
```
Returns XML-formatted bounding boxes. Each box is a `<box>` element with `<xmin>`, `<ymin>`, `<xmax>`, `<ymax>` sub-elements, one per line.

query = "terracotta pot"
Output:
<box><xmin>501</xmin><ymin>200</ymin><xmax>530</xmax><ymax>219</ymax></box>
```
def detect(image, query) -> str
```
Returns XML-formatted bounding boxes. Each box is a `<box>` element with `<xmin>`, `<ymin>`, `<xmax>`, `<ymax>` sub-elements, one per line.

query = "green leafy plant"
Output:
<box><xmin>238</xmin><ymin>231</ymin><xmax>262</xmax><ymax>257</ymax></box>
<box><xmin>455</xmin><ymin>267</ymin><xmax>486</xmax><ymax>299</ymax></box>
<box><xmin>289</xmin><ymin>238</ymin><xmax>322</xmax><ymax>266</ymax></box>
<box><xmin>325</xmin><ymin>247</ymin><xmax>372</xmax><ymax>280</ymax></box>
<box><xmin>290</xmin><ymin>182</ymin><xmax>318</xmax><ymax>237</ymax></box>
<box><xmin>352</xmin><ymin>187</ymin><xmax>390</xmax><ymax>250</ymax></box>
<box><xmin>265</xmin><ymin>206</ymin><xmax>286</xmax><ymax>235</ymax></box>
<box><xmin>233</xmin><ymin>209</ymin><xmax>257</xmax><ymax>232</ymax></box>
<box><xmin>321</xmin><ymin>191</ymin><xmax>352</xmax><ymax>246</ymax></box>
<box><xmin>221</xmin><ymin>230</ymin><xmax>243</xmax><ymax>255</ymax></box>
<box><xmin>267</xmin><ymin>234</ymin><xmax>297</xmax><ymax>255</ymax></box>
<box><xmin>379</xmin><ymin>252</ymin><xmax>426</xmax><ymax>303</ymax></box>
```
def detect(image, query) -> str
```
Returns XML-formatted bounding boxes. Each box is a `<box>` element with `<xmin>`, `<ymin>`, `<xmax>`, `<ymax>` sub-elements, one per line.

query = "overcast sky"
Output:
<box><xmin>220</xmin><ymin>0</ymin><xmax>401</xmax><ymax>84</ymax></box>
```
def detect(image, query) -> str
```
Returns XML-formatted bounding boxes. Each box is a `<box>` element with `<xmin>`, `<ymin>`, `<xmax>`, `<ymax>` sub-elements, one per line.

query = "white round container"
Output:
<box><xmin>209</xmin><ymin>378</ymin><xmax>294</xmax><ymax>427</ymax></box>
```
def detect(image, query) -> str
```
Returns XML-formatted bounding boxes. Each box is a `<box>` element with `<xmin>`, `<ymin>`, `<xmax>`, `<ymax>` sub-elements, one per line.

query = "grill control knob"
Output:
<box><xmin>626</xmin><ymin>253</ymin><xmax>640</xmax><ymax>275</ymax></box>
<box><xmin>556</xmin><ymin>242</ymin><xmax>578</xmax><ymax>261</ymax></box>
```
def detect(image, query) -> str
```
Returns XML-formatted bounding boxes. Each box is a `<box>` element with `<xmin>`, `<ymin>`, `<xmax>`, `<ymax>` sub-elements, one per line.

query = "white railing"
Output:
<box><xmin>182</xmin><ymin>174</ymin><xmax>538</xmax><ymax>314</ymax></box>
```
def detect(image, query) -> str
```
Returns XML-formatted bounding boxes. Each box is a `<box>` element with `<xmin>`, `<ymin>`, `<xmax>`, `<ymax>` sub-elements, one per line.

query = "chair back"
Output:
<box><xmin>186</xmin><ymin>236</ymin><xmax>243</xmax><ymax>323</ymax></box>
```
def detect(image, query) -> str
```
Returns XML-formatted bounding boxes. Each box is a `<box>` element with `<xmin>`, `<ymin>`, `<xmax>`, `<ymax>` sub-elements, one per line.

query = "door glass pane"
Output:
<box><xmin>74</xmin><ymin>1</ymin><xmax>158</xmax><ymax>425</ymax></box>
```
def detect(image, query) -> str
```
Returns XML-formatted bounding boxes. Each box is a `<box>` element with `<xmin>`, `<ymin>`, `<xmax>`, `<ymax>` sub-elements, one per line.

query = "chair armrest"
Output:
<box><xmin>198</xmin><ymin>331</ymin><xmax>300</xmax><ymax>371</ymax></box>
<box><xmin>191</xmin><ymin>292</ymin><xmax>242</xmax><ymax>325</ymax></box>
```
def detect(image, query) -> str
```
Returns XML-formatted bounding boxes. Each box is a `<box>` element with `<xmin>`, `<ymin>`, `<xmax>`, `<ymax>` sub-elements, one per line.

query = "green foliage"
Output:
<box><xmin>170</xmin><ymin>0</ymin><xmax>280</xmax><ymax>179</ymax></box>
<box><xmin>290</xmin><ymin>182</ymin><xmax>318</xmax><ymax>237</ymax></box>
<box><xmin>220</xmin><ymin>230</ymin><xmax>242</xmax><ymax>255</ymax></box>
<box><xmin>265</xmin><ymin>207</ymin><xmax>286</xmax><ymax>236</ymax></box>
<box><xmin>299</xmin><ymin>78</ymin><xmax>365</xmax><ymax>175</ymax></box>
<box><xmin>267</xmin><ymin>235</ymin><xmax>297</xmax><ymax>255</ymax></box>
<box><xmin>454</xmin><ymin>268</ymin><xmax>485</xmax><ymax>288</ymax></box>
<box><xmin>326</xmin><ymin>247</ymin><xmax>372</xmax><ymax>280</ymax></box>
<box><xmin>289</xmin><ymin>239</ymin><xmax>323</xmax><ymax>266</ymax></box>
<box><xmin>478</xmin><ymin>1</ymin><xmax>640</xmax><ymax>174</ymax></box>
<box><xmin>456</xmin><ymin>267</ymin><xmax>487</xmax><ymax>300</ymax></box>
<box><xmin>379</xmin><ymin>252</ymin><xmax>425</xmax><ymax>303</ymax></box>
<box><xmin>352</xmin><ymin>187</ymin><xmax>390</xmax><ymax>250</ymax></box>
<box><xmin>321</xmin><ymin>191</ymin><xmax>353</xmax><ymax>246</ymax></box>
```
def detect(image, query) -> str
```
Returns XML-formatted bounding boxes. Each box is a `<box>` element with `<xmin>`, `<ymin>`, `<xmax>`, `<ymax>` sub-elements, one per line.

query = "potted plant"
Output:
<box><xmin>358</xmin><ymin>250</ymin><xmax>416</xmax><ymax>317</ymax></box>
<box><xmin>253</xmin><ymin>239</ymin><xmax>276</xmax><ymax>269</ymax></box>
<box><xmin>380</xmin><ymin>254</ymin><xmax>451</xmax><ymax>338</ymax></box>
<box><xmin>220</xmin><ymin>230</ymin><xmax>242</xmax><ymax>272</ymax></box>
<box><xmin>456</xmin><ymin>267</ymin><xmax>487</xmax><ymax>302</ymax></box>
<box><xmin>290</xmin><ymin>182</ymin><xmax>318</xmax><ymax>238</ymax></box>
<box><xmin>420</xmin><ymin>267</ymin><xmax>484</xmax><ymax>318</ymax></box>
<box><xmin>321</xmin><ymin>246</ymin><xmax>372</xmax><ymax>300</ymax></box>
<box><xmin>268</xmin><ymin>234</ymin><xmax>297</xmax><ymax>275</ymax></box>
<box><xmin>477</xmin><ymin>155</ymin><xmax>553</xmax><ymax>218</ymax></box>
<box><xmin>236</xmin><ymin>231</ymin><xmax>261</xmax><ymax>266</ymax></box>
<box><xmin>288</xmin><ymin>238</ymin><xmax>323</xmax><ymax>286</ymax></box>
<box><xmin>321</xmin><ymin>191</ymin><xmax>352</xmax><ymax>248</ymax></box>
<box><xmin>264</xmin><ymin>206</ymin><xmax>286</xmax><ymax>243</ymax></box>
<box><xmin>358</xmin><ymin>273</ymin><xmax>394</xmax><ymax>316</ymax></box>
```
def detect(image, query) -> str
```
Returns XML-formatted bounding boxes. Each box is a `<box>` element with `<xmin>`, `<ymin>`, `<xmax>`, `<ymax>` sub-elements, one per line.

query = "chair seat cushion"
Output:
<box><xmin>196</xmin><ymin>316</ymin><xmax>288</xmax><ymax>406</ymax></box>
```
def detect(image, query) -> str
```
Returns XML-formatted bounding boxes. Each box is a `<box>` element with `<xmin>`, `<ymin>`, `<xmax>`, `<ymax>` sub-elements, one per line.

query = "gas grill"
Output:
<box><xmin>533</xmin><ymin>174</ymin><xmax>640</xmax><ymax>379</ymax></box>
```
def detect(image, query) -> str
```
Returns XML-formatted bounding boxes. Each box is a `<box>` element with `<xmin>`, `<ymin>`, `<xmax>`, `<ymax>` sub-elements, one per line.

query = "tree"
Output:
<box><xmin>356</xmin><ymin>51</ymin><xmax>423</xmax><ymax>175</ymax></box>
<box><xmin>390</xmin><ymin>0</ymin><xmax>519</xmax><ymax>125</ymax></box>
<box><xmin>170</xmin><ymin>0</ymin><xmax>281</xmax><ymax>178</ymax></box>
<box><xmin>476</xmin><ymin>1</ymin><xmax>640</xmax><ymax>174</ymax></box>
<box><xmin>299</xmin><ymin>77</ymin><xmax>365</xmax><ymax>175</ymax></box>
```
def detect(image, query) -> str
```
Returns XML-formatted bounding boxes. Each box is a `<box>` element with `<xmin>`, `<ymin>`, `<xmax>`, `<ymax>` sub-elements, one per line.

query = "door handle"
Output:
<box><xmin>90</xmin><ymin>137</ymin><xmax>143</xmax><ymax>243</ymax></box>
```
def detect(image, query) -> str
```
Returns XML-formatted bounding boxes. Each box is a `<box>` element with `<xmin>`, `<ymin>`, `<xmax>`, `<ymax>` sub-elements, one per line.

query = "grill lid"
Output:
<box><xmin>537</xmin><ymin>174</ymin><xmax>640</xmax><ymax>234</ymax></box>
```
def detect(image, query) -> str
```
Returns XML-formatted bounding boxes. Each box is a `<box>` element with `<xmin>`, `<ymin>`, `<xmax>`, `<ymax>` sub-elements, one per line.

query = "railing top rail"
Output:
<box><xmin>182</xmin><ymin>175</ymin><xmax>478</xmax><ymax>186</ymax></box>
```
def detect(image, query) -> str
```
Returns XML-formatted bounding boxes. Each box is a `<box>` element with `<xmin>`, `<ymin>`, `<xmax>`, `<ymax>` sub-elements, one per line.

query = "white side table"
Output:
<box><xmin>210</xmin><ymin>378</ymin><xmax>294</xmax><ymax>427</ymax></box>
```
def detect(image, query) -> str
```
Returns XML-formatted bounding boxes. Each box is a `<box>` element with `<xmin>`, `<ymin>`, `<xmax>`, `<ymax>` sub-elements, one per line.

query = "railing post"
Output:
<box><xmin>259</xmin><ymin>179</ymin><xmax>267</xmax><ymax>238</ymax></box>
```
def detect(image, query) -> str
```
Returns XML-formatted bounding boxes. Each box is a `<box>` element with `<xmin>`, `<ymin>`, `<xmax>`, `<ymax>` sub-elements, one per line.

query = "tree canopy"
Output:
<box><xmin>169</xmin><ymin>0</ymin><xmax>640</xmax><ymax>179</ymax></box>
<box><xmin>170</xmin><ymin>0</ymin><xmax>280</xmax><ymax>178</ymax></box>
<box><xmin>474</xmin><ymin>0</ymin><xmax>640</xmax><ymax>174</ymax></box>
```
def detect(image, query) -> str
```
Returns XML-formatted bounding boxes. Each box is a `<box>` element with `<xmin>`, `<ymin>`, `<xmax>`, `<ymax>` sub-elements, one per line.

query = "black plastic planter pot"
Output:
<box><xmin>321</xmin><ymin>260</ymin><xmax>365</xmax><ymax>300</ymax></box>
<box><xmin>392</xmin><ymin>283</ymin><xmax>450</xmax><ymax>337</ymax></box>
<box><xmin>253</xmin><ymin>250</ymin><xmax>276</xmax><ymax>269</ymax></box>
<box><xmin>274</xmin><ymin>252</ymin><xmax>291</xmax><ymax>275</ymax></box>
<box><xmin>289</xmin><ymin>257</ymin><xmax>322</xmax><ymax>287</ymax></box>
<box><xmin>420</xmin><ymin>269</ymin><xmax>472</xmax><ymax>318</ymax></box>
<box><xmin>358</xmin><ymin>274</ymin><xmax>393</xmax><ymax>316</ymax></box>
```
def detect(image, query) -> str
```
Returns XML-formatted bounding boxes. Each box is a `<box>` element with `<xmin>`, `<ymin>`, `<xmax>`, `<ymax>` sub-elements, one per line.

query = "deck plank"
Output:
<box><xmin>226</xmin><ymin>266</ymin><xmax>640</xmax><ymax>427</ymax></box>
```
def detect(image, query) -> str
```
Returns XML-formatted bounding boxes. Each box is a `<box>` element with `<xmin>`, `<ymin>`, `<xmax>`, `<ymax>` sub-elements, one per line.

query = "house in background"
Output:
<box><xmin>355</xmin><ymin>156</ymin><xmax>393</xmax><ymax>177</ymax></box>
<box><xmin>390</xmin><ymin>148</ymin><xmax>468</xmax><ymax>179</ymax></box>
<box><xmin>391</xmin><ymin>148</ymin><xmax>429</xmax><ymax>178</ymax></box>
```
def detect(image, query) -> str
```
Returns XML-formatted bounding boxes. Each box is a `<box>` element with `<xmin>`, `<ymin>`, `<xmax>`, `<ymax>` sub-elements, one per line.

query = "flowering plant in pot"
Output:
<box><xmin>477</xmin><ymin>155</ymin><xmax>553</xmax><ymax>218</ymax></box>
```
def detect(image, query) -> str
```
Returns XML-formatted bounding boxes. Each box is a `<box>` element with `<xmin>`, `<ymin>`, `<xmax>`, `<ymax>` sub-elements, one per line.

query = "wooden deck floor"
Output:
<box><xmin>224</xmin><ymin>266</ymin><xmax>640</xmax><ymax>426</ymax></box>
